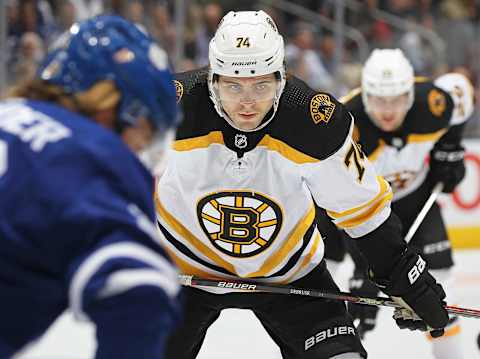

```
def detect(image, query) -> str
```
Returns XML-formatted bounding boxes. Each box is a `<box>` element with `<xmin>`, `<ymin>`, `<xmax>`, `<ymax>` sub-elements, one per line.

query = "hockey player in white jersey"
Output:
<box><xmin>156</xmin><ymin>11</ymin><xmax>450</xmax><ymax>358</ymax></box>
<box><xmin>327</xmin><ymin>49</ymin><xmax>473</xmax><ymax>359</ymax></box>
<box><xmin>0</xmin><ymin>16</ymin><xmax>180</xmax><ymax>359</ymax></box>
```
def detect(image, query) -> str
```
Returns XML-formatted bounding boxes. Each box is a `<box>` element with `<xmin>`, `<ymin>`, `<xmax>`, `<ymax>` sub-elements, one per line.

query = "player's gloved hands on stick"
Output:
<box><xmin>348</xmin><ymin>272</ymin><xmax>380</xmax><ymax>338</ymax></box>
<box><xmin>428</xmin><ymin>143</ymin><xmax>465</xmax><ymax>193</ymax></box>
<box><xmin>370</xmin><ymin>249</ymin><xmax>449</xmax><ymax>338</ymax></box>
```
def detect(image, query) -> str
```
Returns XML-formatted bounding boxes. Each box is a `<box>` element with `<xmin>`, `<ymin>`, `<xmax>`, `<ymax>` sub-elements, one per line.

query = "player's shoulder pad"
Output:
<box><xmin>434</xmin><ymin>72</ymin><xmax>475</xmax><ymax>125</ymax></box>
<box><xmin>270</xmin><ymin>75</ymin><xmax>352</xmax><ymax>160</ymax></box>
<box><xmin>339</xmin><ymin>87</ymin><xmax>364</xmax><ymax>116</ymax></box>
<box><xmin>173</xmin><ymin>67</ymin><xmax>209</xmax><ymax>103</ymax></box>
<box><xmin>339</xmin><ymin>87</ymin><xmax>362</xmax><ymax>105</ymax></box>
<box><xmin>173</xmin><ymin>67</ymin><xmax>220</xmax><ymax>140</ymax></box>
<box><xmin>413</xmin><ymin>78</ymin><xmax>454</xmax><ymax>121</ymax></box>
<box><xmin>400</xmin><ymin>78</ymin><xmax>454</xmax><ymax>134</ymax></box>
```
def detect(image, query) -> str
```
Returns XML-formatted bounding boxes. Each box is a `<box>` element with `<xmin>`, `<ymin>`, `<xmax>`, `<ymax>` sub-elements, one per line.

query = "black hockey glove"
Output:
<box><xmin>428</xmin><ymin>143</ymin><xmax>465</xmax><ymax>193</ymax></box>
<box><xmin>370</xmin><ymin>249</ymin><xmax>449</xmax><ymax>338</ymax></box>
<box><xmin>348</xmin><ymin>272</ymin><xmax>380</xmax><ymax>338</ymax></box>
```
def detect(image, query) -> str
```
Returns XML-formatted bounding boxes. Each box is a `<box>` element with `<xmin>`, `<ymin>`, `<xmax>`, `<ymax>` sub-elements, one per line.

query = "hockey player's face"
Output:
<box><xmin>367</xmin><ymin>93</ymin><xmax>409</xmax><ymax>132</ymax></box>
<box><xmin>216</xmin><ymin>74</ymin><xmax>277</xmax><ymax>131</ymax></box>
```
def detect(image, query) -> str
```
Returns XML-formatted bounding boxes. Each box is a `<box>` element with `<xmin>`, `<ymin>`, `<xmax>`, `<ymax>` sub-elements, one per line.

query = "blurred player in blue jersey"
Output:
<box><xmin>0</xmin><ymin>15</ymin><xmax>180</xmax><ymax>359</ymax></box>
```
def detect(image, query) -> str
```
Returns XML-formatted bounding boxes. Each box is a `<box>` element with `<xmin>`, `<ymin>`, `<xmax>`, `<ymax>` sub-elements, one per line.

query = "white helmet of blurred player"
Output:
<box><xmin>208</xmin><ymin>10</ymin><xmax>286</xmax><ymax>132</ymax></box>
<box><xmin>361</xmin><ymin>49</ymin><xmax>415</xmax><ymax>131</ymax></box>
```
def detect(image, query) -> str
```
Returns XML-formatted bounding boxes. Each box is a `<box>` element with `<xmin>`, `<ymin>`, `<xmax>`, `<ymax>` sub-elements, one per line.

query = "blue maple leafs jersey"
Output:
<box><xmin>0</xmin><ymin>99</ymin><xmax>180</xmax><ymax>358</ymax></box>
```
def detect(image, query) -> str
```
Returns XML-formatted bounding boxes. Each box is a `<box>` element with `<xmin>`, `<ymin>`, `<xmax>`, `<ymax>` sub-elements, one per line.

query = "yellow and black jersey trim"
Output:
<box><xmin>267</xmin><ymin>76</ymin><xmax>353</xmax><ymax>161</ymax></box>
<box><xmin>278</xmin><ymin>230</ymin><xmax>322</xmax><ymax>284</ymax></box>
<box><xmin>257</xmin><ymin>135</ymin><xmax>320</xmax><ymax>163</ymax></box>
<box><xmin>158</xmin><ymin>221</ymin><xmax>234</xmax><ymax>277</ymax></box>
<box><xmin>363</xmin><ymin>128</ymin><xmax>447</xmax><ymax>163</ymax></box>
<box><xmin>246</xmin><ymin>203</ymin><xmax>316</xmax><ymax>278</ymax></box>
<box><xmin>172</xmin><ymin>130</ymin><xmax>323</xmax><ymax>164</ymax></box>
<box><xmin>407</xmin><ymin>129</ymin><xmax>447</xmax><ymax>144</ymax></box>
<box><xmin>172</xmin><ymin>131</ymin><xmax>225</xmax><ymax>151</ymax></box>
<box><xmin>340</xmin><ymin>87</ymin><xmax>361</xmax><ymax>104</ymax></box>
<box><xmin>156</xmin><ymin>196</ymin><xmax>319</xmax><ymax>279</ymax></box>
<box><xmin>156</xmin><ymin>197</ymin><xmax>238</xmax><ymax>274</ymax></box>
<box><xmin>327</xmin><ymin>176</ymin><xmax>392</xmax><ymax>229</ymax></box>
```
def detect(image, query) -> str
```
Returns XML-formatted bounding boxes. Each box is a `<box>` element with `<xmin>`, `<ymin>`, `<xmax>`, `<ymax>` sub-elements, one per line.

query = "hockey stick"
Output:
<box><xmin>179</xmin><ymin>274</ymin><xmax>480</xmax><ymax>319</ymax></box>
<box><xmin>404</xmin><ymin>182</ymin><xmax>443</xmax><ymax>243</ymax></box>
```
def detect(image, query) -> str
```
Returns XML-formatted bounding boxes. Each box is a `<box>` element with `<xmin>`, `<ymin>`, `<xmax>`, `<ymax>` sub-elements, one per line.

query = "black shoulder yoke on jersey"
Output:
<box><xmin>174</xmin><ymin>67</ymin><xmax>221</xmax><ymax>139</ymax></box>
<box><xmin>268</xmin><ymin>75</ymin><xmax>352</xmax><ymax>160</ymax></box>
<box><xmin>343</xmin><ymin>79</ymin><xmax>454</xmax><ymax>156</ymax></box>
<box><xmin>173</xmin><ymin>70</ymin><xmax>351</xmax><ymax>160</ymax></box>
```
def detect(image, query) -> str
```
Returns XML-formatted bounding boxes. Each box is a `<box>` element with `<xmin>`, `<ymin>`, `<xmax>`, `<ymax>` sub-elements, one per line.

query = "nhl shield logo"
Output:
<box><xmin>234</xmin><ymin>134</ymin><xmax>248</xmax><ymax>149</ymax></box>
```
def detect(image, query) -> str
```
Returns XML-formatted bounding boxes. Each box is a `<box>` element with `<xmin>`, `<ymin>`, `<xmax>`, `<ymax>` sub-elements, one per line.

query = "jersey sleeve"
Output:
<box><xmin>62</xmin><ymin>174</ymin><xmax>181</xmax><ymax>358</ymax></box>
<box><xmin>434</xmin><ymin>73</ymin><xmax>474</xmax><ymax>126</ymax></box>
<box><xmin>35</xmin><ymin>139</ymin><xmax>181</xmax><ymax>358</ymax></box>
<box><xmin>303</xmin><ymin>115</ymin><xmax>393</xmax><ymax>238</ymax></box>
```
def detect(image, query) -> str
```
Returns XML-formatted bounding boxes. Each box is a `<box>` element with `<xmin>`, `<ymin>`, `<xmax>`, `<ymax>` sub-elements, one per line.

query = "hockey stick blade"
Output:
<box><xmin>179</xmin><ymin>275</ymin><xmax>480</xmax><ymax>319</ymax></box>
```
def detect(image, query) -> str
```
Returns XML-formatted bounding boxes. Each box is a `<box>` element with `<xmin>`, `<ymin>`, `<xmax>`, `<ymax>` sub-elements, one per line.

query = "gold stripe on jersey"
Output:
<box><xmin>155</xmin><ymin>197</ymin><xmax>238</xmax><ymax>274</ymax></box>
<box><xmin>335</xmin><ymin>189</ymin><xmax>393</xmax><ymax>229</ymax></box>
<box><xmin>172</xmin><ymin>131</ymin><xmax>224</xmax><ymax>151</ymax></box>
<box><xmin>340</xmin><ymin>87</ymin><xmax>361</xmax><ymax>104</ymax></box>
<box><xmin>327</xmin><ymin>176</ymin><xmax>390</xmax><ymax>220</ymax></box>
<box><xmin>164</xmin><ymin>247</ymin><xmax>216</xmax><ymax>278</ymax></box>
<box><xmin>407</xmin><ymin>129</ymin><xmax>447</xmax><ymax>144</ymax></box>
<box><xmin>257</xmin><ymin>135</ymin><xmax>319</xmax><ymax>164</ymax></box>
<box><xmin>245</xmin><ymin>203</ymin><xmax>316</xmax><ymax>278</ymax></box>
<box><xmin>281</xmin><ymin>231</ymin><xmax>322</xmax><ymax>284</ymax></box>
<box><xmin>415</xmin><ymin>76</ymin><xmax>430</xmax><ymax>83</ymax></box>
<box><xmin>367</xmin><ymin>139</ymin><xmax>386</xmax><ymax>162</ymax></box>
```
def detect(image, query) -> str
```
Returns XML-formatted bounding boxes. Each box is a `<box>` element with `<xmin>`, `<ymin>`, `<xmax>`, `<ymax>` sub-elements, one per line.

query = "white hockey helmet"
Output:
<box><xmin>208</xmin><ymin>10</ymin><xmax>286</xmax><ymax>132</ymax></box>
<box><xmin>361</xmin><ymin>48</ymin><xmax>415</xmax><ymax>114</ymax></box>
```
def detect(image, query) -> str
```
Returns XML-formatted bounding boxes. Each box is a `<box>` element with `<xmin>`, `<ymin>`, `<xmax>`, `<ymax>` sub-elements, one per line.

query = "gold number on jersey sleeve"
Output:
<box><xmin>235</xmin><ymin>37</ymin><xmax>250</xmax><ymax>48</ymax></box>
<box><xmin>344</xmin><ymin>141</ymin><xmax>365</xmax><ymax>182</ymax></box>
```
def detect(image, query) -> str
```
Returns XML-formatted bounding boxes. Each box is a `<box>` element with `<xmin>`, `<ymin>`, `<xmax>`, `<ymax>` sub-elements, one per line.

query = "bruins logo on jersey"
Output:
<box><xmin>310</xmin><ymin>94</ymin><xmax>336</xmax><ymax>124</ymax></box>
<box><xmin>384</xmin><ymin>170</ymin><xmax>418</xmax><ymax>193</ymax></box>
<box><xmin>197</xmin><ymin>191</ymin><xmax>283</xmax><ymax>258</ymax></box>
<box><xmin>428</xmin><ymin>89</ymin><xmax>446</xmax><ymax>117</ymax></box>
<box><xmin>174</xmin><ymin>80</ymin><xmax>184</xmax><ymax>103</ymax></box>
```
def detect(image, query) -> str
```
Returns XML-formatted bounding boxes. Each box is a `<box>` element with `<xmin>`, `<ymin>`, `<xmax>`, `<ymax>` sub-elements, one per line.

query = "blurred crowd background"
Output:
<box><xmin>2</xmin><ymin>0</ymin><xmax>480</xmax><ymax>136</ymax></box>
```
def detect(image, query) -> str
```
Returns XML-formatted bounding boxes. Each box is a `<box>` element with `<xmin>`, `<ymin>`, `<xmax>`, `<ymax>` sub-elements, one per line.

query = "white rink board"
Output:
<box><xmin>15</xmin><ymin>250</ymin><xmax>480</xmax><ymax>359</ymax></box>
<box><xmin>440</xmin><ymin>139</ymin><xmax>480</xmax><ymax>227</ymax></box>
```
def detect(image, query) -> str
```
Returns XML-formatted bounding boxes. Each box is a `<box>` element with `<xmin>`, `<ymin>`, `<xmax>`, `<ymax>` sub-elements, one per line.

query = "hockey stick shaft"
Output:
<box><xmin>179</xmin><ymin>275</ymin><xmax>480</xmax><ymax>319</ymax></box>
<box><xmin>404</xmin><ymin>182</ymin><xmax>443</xmax><ymax>243</ymax></box>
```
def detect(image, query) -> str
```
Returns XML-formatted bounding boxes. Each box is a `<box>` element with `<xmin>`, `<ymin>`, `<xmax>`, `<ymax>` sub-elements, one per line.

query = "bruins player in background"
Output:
<box><xmin>325</xmin><ymin>49</ymin><xmax>473</xmax><ymax>359</ymax></box>
<box><xmin>156</xmin><ymin>11</ymin><xmax>450</xmax><ymax>358</ymax></box>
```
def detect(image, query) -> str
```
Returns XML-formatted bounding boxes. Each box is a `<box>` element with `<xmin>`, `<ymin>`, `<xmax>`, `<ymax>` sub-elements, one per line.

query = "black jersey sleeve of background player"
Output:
<box><xmin>269</xmin><ymin>76</ymin><xmax>353</xmax><ymax>160</ymax></box>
